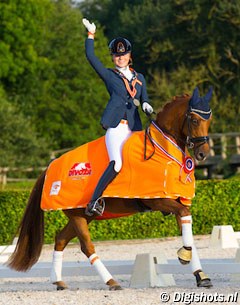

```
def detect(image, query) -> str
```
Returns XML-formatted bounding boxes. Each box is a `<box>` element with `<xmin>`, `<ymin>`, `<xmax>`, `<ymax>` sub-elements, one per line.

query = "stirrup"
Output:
<box><xmin>85</xmin><ymin>198</ymin><xmax>105</xmax><ymax>217</ymax></box>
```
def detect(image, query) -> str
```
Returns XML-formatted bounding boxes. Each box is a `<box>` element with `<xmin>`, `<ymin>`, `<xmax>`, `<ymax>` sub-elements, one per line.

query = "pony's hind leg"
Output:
<box><xmin>51</xmin><ymin>220</ymin><xmax>77</xmax><ymax>290</ymax></box>
<box><xmin>64</xmin><ymin>209</ymin><xmax>122</xmax><ymax>290</ymax></box>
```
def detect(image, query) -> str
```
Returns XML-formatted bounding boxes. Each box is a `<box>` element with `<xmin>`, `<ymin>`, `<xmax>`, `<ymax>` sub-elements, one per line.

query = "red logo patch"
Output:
<box><xmin>68</xmin><ymin>162</ymin><xmax>92</xmax><ymax>177</ymax></box>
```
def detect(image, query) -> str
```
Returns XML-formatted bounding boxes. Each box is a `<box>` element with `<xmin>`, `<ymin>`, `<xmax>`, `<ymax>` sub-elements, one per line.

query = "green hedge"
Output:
<box><xmin>0</xmin><ymin>179</ymin><xmax>239</xmax><ymax>245</ymax></box>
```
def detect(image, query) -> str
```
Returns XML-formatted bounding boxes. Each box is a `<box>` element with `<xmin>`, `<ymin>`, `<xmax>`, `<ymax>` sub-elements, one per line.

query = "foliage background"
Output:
<box><xmin>0</xmin><ymin>179</ymin><xmax>239</xmax><ymax>245</ymax></box>
<box><xmin>0</xmin><ymin>0</ymin><xmax>239</xmax><ymax>168</ymax></box>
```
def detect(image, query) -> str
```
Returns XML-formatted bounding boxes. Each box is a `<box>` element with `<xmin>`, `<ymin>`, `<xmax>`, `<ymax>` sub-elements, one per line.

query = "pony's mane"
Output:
<box><xmin>156</xmin><ymin>93</ymin><xmax>190</xmax><ymax>116</ymax></box>
<box><xmin>156</xmin><ymin>94</ymin><xmax>191</xmax><ymax>130</ymax></box>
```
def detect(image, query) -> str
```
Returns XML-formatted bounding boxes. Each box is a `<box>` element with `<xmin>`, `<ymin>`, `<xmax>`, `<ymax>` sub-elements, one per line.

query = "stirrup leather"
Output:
<box><xmin>85</xmin><ymin>198</ymin><xmax>105</xmax><ymax>217</ymax></box>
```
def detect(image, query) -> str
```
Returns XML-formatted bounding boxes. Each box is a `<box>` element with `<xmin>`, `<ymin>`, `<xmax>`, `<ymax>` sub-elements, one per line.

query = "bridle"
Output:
<box><xmin>184</xmin><ymin>111</ymin><xmax>210</xmax><ymax>149</ymax></box>
<box><xmin>144</xmin><ymin>107</ymin><xmax>211</xmax><ymax>160</ymax></box>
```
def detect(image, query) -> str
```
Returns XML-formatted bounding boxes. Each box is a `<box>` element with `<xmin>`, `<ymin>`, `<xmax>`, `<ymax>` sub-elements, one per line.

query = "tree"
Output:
<box><xmin>0</xmin><ymin>0</ymin><xmax>114</xmax><ymax>168</ymax></box>
<box><xmin>29</xmin><ymin>0</ymin><xmax>113</xmax><ymax>149</ymax></box>
<box><xmin>0</xmin><ymin>0</ymin><xmax>52</xmax><ymax>167</ymax></box>
<box><xmin>1</xmin><ymin>0</ymin><xmax>113</xmax><ymax>152</ymax></box>
<box><xmin>79</xmin><ymin>0</ymin><xmax>240</xmax><ymax>132</ymax></box>
<box><xmin>0</xmin><ymin>0</ymin><xmax>52</xmax><ymax>83</ymax></box>
<box><xmin>0</xmin><ymin>87</ymin><xmax>49</xmax><ymax>168</ymax></box>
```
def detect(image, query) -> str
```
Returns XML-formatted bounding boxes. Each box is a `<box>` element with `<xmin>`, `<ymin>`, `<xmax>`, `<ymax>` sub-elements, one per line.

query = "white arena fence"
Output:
<box><xmin>0</xmin><ymin>226</ymin><xmax>240</xmax><ymax>288</ymax></box>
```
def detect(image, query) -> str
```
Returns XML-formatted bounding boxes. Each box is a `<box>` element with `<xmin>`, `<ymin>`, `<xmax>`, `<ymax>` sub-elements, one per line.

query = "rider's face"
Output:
<box><xmin>112</xmin><ymin>53</ymin><xmax>131</xmax><ymax>68</ymax></box>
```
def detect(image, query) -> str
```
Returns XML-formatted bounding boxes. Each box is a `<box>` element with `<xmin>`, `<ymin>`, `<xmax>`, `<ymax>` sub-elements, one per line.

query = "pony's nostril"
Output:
<box><xmin>198</xmin><ymin>152</ymin><xmax>205</xmax><ymax>160</ymax></box>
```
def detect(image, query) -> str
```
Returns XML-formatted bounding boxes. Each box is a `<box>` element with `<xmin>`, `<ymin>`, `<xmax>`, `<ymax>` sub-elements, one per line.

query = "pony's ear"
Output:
<box><xmin>191</xmin><ymin>87</ymin><xmax>200</xmax><ymax>102</ymax></box>
<box><xmin>204</xmin><ymin>86</ymin><xmax>213</xmax><ymax>103</ymax></box>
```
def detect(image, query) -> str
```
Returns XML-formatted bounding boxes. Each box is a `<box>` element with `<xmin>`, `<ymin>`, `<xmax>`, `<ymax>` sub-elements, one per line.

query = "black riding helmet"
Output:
<box><xmin>109</xmin><ymin>37</ymin><xmax>132</xmax><ymax>56</ymax></box>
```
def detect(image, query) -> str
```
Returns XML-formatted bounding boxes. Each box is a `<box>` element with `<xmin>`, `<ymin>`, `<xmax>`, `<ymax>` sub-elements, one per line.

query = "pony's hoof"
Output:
<box><xmin>177</xmin><ymin>247</ymin><xmax>192</xmax><ymax>264</ymax></box>
<box><xmin>53</xmin><ymin>281</ymin><xmax>68</xmax><ymax>291</ymax></box>
<box><xmin>198</xmin><ymin>279</ymin><xmax>213</xmax><ymax>288</ymax></box>
<box><xmin>57</xmin><ymin>286</ymin><xmax>66</xmax><ymax>291</ymax></box>
<box><xmin>109</xmin><ymin>285</ymin><xmax>123</xmax><ymax>291</ymax></box>
<box><xmin>107</xmin><ymin>279</ymin><xmax>123</xmax><ymax>291</ymax></box>
<box><xmin>195</xmin><ymin>271</ymin><xmax>213</xmax><ymax>288</ymax></box>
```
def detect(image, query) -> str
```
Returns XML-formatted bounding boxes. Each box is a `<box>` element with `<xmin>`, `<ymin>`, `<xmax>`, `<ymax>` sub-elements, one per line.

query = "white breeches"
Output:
<box><xmin>105</xmin><ymin>120</ymin><xmax>132</xmax><ymax>172</ymax></box>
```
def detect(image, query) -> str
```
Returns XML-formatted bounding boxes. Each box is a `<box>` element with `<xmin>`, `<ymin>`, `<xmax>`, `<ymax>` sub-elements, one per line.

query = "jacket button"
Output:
<box><xmin>126</xmin><ymin>102</ymin><xmax>132</xmax><ymax>109</ymax></box>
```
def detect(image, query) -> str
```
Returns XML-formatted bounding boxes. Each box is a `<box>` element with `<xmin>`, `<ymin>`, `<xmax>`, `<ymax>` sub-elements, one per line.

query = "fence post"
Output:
<box><xmin>0</xmin><ymin>168</ymin><xmax>7</xmax><ymax>186</ymax></box>
<box><xmin>236</xmin><ymin>135</ymin><xmax>240</xmax><ymax>154</ymax></box>
<box><xmin>221</xmin><ymin>135</ymin><xmax>227</xmax><ymax>159</ymax></box>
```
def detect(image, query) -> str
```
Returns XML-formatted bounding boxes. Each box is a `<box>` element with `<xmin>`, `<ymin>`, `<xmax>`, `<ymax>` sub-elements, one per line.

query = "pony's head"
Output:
<box><xmin>155</xmin><ymin>86</ymin><xmax>213</xmax><ymax>161</ymax></box>
<box><xmin>183</xmin><ymin>87</ymin><xmax>213</xmax><ymax>161</ymax></box>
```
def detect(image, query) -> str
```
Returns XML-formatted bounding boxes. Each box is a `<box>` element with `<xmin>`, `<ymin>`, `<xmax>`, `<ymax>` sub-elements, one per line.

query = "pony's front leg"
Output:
<box><xmin>64</xmin><ymin>209</ymin><xmax>122</xmax><ymax>291</ymax></box>
<box><xmin>176</xmin><ymin>212</ymin><xmax>194</xmax><ymax>265</ymax></box>
<box><xmin>191</xmin><ymin>244</ymin><xmax>212</xmax><ymax>288</ymax></box>
<box><xmin>143</xmin><ymin>198</ymin><xmax>194</xmax><ymax>264</ymax></box>
<box><xmin>51</xmin><ymin>220</ymin><xmax>77</xmax><ymax>290</ymax></box>
<box><xmin>176</xmin><ymin>214</ymin><xmax>212</xmax><ymax>288</ymax></box>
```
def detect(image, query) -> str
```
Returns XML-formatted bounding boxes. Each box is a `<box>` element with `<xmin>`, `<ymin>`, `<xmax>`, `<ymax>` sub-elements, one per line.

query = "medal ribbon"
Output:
<box><xmin>114</xmin><ymin>69</ymin><xmax>142</xmax><ymax>98</ymax></box>
<box><xmin>122</xmin><ymin>78</ymin><xmax>142</xmax><ymax>98</ymax></box>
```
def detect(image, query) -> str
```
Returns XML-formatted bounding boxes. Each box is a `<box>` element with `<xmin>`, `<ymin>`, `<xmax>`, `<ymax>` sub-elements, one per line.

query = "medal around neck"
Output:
<box><xmin>133</xmin><ymin>98</ymin><xmax>140</xmax><ymax>106</ymax></box>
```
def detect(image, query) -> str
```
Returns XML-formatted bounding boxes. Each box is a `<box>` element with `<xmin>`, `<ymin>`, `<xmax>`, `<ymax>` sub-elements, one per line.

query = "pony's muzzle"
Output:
<box><xmin>194</xmin><ymin>143</ymin><xmax>210</xmax><ymax>161</ymax></box>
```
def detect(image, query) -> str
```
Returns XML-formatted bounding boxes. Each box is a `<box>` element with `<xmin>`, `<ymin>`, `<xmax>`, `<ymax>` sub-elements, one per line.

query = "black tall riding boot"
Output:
<box><xmin>85</xmin><ymin>161</ymin><xmax>118</xmax><ymax>216</ymax></box>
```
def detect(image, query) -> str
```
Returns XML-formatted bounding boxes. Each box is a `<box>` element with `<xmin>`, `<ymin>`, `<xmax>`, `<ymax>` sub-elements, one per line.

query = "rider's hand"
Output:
<box><xmin>82</xmin><ymin>18</ymin><xmax>96</xmax><ymax>34</ymax></box>
<box><xmin>142</xmin><ymin>102</ymin><xmax>153</xmax><ymax>115</ymax></box>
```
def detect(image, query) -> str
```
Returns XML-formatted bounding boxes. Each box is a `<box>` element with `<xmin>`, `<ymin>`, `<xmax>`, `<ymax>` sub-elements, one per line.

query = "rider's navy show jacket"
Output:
<box><xmin>85</xmin><ymin>38</ymin><xmax>149</xmax><ymax>131</ymax></box>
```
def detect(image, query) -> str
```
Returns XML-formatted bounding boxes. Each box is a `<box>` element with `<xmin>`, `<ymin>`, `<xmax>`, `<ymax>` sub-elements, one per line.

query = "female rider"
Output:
<box><xmin>82</xmin><ymin>18</ymin><xmax>153</xmax><ymax>216</ymax></box>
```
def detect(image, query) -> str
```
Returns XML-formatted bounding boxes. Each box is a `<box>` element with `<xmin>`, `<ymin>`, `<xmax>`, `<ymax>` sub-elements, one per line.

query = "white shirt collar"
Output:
<box><xmin>115</xmin><ymin>66</ymin><xmax>133</xmax><ymax>81</ymax></box>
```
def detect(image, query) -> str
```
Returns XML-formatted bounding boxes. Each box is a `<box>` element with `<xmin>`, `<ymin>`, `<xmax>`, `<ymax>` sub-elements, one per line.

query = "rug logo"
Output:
<box><xmin>68</xmin><ymin>162</ymin><xmax>92</xmax><ymax>177</ymax></box>
<box><xmin>50</xmin><ymin>181</ymin><xmax>61</xmax><ymax>196</ymax></box>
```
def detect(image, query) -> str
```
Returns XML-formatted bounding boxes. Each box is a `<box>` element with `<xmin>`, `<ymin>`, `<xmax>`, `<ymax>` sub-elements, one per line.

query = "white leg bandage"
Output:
<box><xmin>89</xmin><ymin>253</ymin><xmax>112</xmax><ymax>283</ymax></box>
<box><xmin>105</xmin><ymin>122</ymin><xmax>132</xmax><ymax>172</ymax></box>
<box><xmin>181</xmin><ymin>215</ymin><xmax>194</xmax><ymax>247</ymax></box>
<box><xmin>191</xmin><ymin>244</ymin><xmax>202</xmax><ymax>272</ymax></box>
<box><xmin>50</xmin><ymin>250</ymin><xmax>63</xmax><ymax>282</ymax></box>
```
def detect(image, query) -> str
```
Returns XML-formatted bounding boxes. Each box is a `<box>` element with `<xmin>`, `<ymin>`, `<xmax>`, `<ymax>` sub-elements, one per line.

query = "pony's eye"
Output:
<box><xmin>192</xmin><ymin>118</ymin><xmax>198</xmax><ymax>126</ymax></box>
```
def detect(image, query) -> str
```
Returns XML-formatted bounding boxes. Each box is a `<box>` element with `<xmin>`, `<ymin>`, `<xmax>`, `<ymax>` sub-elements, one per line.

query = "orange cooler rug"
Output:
<box><xmin>41</xmin><ymin>122</ymin><xmax>195</xmax><ymax>212</ymax></box>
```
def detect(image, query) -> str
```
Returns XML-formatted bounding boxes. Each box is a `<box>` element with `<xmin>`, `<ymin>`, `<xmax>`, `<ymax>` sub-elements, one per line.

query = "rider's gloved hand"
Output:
<box><xmin>82</xmin><ymin>18</ymin><xmax>96</xmax><ymax>34</ymax></box>
<box><xmin>142</xmin><ymin>102</ymin><xmax>153</xmax><ymax>115</ymax></box>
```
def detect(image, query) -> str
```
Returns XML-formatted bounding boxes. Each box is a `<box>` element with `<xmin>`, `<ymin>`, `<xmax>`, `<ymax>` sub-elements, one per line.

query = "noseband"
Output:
<box><xmin>184</xmin><ymin>112</ymin><xmax>210</xmax><ymax>149</ymax></box>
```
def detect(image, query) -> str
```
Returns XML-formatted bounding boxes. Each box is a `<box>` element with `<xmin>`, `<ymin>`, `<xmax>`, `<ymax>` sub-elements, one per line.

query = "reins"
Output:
<box><xmin>144</xmin><ymin>113</ymin><xmax>156</xmax><ymax>160</ymax></box>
